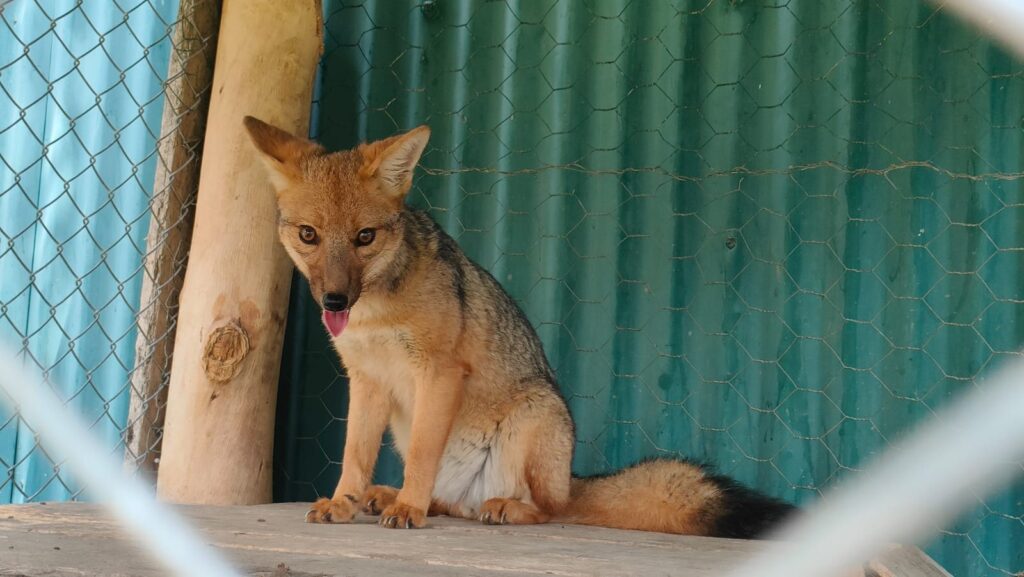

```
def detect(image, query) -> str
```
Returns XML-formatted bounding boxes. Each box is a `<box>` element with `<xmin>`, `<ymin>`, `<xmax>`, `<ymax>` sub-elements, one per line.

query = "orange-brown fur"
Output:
<box><xmin>244</xmin><ymin>117</ymin><xmax>793</xmax><ymax>538</ymax></box>
<box><xmin>563</xmin><ymin>460</ymin><xmax>723</xmax><ymax>534</ymax></box>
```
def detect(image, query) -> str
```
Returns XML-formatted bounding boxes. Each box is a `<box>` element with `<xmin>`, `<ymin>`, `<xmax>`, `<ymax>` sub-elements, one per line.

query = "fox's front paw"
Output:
<box><xmin>361</xmin><ymin>485</ymin><xmax>399</xmax><ymax>515</ymax></box>
<box><xmin>305</xmin><ymin>497</ymin><xmax>357</xmax><ymax>524</ymax></box>
<box><xmin>378</xmin><ymin>501</ymin><xmax>426</xmax><ymax>529</ymax></box>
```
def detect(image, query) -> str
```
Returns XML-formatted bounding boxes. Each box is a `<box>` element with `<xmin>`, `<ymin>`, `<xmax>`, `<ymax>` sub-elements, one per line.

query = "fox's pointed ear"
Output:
<box><xmin>368</xmin><ymin>125</ymin><xmax>430</xmax><ymax>199</ymax></box>
<box><xmin>243</xmin><ymin>116</ymin><xmax>322</xmax><ymax>191</ymax></box>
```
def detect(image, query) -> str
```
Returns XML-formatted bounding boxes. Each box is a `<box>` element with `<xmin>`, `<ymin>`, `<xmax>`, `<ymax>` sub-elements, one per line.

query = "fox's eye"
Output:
<box><xmin>298</xmin><ymin>225</ymin><xmax>318</xmax><ymax>245</ymax></box>
<box><xmin>356</xmin><ymin>228</ymin><xmax>376</xmax><ymax>246</ymax></box>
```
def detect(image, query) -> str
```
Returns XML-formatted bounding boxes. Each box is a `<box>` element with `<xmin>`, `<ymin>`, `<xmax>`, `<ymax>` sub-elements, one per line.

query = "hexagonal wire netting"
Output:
<box><xmin>272</xmin><ymin>2</ymin><xmax>1024</xmax><ymax>576</ymax></box>
<box><xmin>0</xmin><ymin>0</ymin><xmax>218</xmax><ymax>501</ymax></box>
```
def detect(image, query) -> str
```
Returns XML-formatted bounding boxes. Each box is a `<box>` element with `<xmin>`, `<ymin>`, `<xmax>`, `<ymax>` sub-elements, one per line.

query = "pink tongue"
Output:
<box><xmin>322</xmin><ymin>309</ymin><xmax>350</xmax><ymax>337</ymax></box>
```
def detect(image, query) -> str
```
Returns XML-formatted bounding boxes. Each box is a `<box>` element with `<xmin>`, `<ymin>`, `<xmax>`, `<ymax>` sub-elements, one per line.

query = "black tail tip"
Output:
<box><xmin>709</xmin><ymin>475</ymin><xmax>797</xmax><ymax>540</ymax></box>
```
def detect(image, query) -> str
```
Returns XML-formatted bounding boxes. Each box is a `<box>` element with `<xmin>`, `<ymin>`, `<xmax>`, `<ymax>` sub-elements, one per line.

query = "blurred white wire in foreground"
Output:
<box><xmin>724</xmin><ymin>357</ymin><xmax>1024</xmax><ymax>577</ymax></box>
<box><xmin>930</xmin><ymin>0</ymin><xmax>1024</xmax><ymax>58</ymax></box>
<box><xmin>0</xmin><ymin>345</ymin><xmax>243</xmax><ymax>577</ymax></box>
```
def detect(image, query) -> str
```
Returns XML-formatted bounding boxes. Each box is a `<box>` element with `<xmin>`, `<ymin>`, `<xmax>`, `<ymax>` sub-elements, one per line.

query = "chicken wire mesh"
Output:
<box><xmin>272</xmin><ymin>1</ymin><xmax>1024</xmax><ymax>576</ymax></box>
<box><xmin>0</xmin><ymin>0</ymin><xmax>218</xmax><ymax>502</ymax></box>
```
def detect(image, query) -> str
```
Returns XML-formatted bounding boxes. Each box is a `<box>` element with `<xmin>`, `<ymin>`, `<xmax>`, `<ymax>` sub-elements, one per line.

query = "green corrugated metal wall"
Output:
<box><xmin>274</xmin><ymin>2</ymin><xmax>1024</xmax><ymax>575</ymax></box>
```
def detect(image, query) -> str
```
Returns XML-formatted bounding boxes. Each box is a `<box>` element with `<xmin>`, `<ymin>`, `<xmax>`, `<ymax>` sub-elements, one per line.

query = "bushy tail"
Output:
<box><xmin>554</xmin><ymin>458</ymin><xmax>795</xmax><ymax>540</ymax></box>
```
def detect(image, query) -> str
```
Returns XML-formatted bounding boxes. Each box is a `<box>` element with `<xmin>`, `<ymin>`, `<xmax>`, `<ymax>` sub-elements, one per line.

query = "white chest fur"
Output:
<box><xmin>335</xmin><ymin>325</ymin><xmax>417</xmax><ymax>452</ymax></box>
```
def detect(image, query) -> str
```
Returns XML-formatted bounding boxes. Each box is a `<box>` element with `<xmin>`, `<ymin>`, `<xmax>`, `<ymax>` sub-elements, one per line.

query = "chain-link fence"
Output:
<box><xmin>0</xmin><ymin>0</ymin><xmax>218</xmax><ymax>502</ymax></box>
<box><xmin>3</xmin><ymin>0</ymin><xmax>1024</xmax><ymax>576</ymax></box>
<box><xmin>273</xmin><ymin>2</ymin><xmax>1024</xmax><ymax>577</ymax></box>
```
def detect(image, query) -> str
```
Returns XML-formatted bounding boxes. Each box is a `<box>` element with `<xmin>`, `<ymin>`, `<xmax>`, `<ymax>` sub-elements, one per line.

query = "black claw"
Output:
<box><xmin>405</xmin><ymin>518</ymin><xmax>412</xmax><ymax>529</ymax></box>
<box><xmin>323</xmin><ymin>512</ymin><xmax>332</xmax><ymax>523</ymax></box>
<box><xmin>366</xmin><ymin>498</ymin><xmax>377</xmax><ymax>514</ymax></box>
<box><xmin>482</xmin><ymin>512</ymin><xmax>492</xmax><ymax>524</ymax></box>
<box><xmin>500</xmin><ymin>511</ymin><xmax>507</xmax><ymax>525</ymax></box>
<box><xmin>383</xmin><ymin>515</ymin><xmax>397</xmax><ymax>528</ymax></box>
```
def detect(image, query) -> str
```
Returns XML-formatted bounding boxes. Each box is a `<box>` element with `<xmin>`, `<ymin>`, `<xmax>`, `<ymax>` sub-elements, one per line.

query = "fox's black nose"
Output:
<box><xmin>321</xmin><ymin>293</ymin><xmax>349</xmax><ymax>312</ymax></box>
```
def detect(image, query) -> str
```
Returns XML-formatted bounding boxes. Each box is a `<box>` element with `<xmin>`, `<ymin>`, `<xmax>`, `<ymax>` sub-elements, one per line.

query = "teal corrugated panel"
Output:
<box><xmin>0</xmin><ymin>1</ymin><xmax>53</xmax><ymax>504</ymax></box>
<box><xmin>0</xmin><ymin>0</ymin><xmax>178</xmax><ymax>502</ymax></box>
<box><xmin>275</xmin><ymin>2</ymin><xmax>1024</xmax><ymax>575</ymax></box>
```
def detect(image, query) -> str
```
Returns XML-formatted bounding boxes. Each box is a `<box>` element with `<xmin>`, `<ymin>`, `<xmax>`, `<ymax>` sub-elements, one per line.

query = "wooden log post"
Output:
<box><xmin>125</xmin><ymin>0</ymin><xmax>221</xmax><ymax>477</ymax></box>
<box><xmin>157</xmin><ymin>0</ymin><xmax>322</xmax><ymax>505</ymax></box>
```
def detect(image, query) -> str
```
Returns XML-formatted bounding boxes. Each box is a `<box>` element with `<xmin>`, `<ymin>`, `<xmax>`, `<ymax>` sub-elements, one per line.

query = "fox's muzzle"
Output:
<box><xmin>321</xmin><ymin>292</ymin><xmax>349</xmax><ymax>312</ymax></box>
<box><xmin>314</xmin><ymin>242</ymin><xmax>364</xmax><ymax>312</ymax></box>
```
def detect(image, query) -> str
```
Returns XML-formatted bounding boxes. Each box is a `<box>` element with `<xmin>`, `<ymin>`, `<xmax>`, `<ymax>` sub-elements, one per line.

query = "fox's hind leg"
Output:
<box><xmin>479</xmin><ymin>497</ymin><xmax>548</xmax><ymax>524</ymax></box>
<box><xmin>475</xmin><ymin>390</ymin><xmax>573</xmax><ymax>525</ymax></box>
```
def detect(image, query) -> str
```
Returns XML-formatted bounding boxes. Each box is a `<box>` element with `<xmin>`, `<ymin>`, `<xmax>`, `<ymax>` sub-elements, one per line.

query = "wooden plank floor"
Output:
<box><xmin>0</xmin><ymin>503</ymin><xmax>950</xmax><ymax>577</ymax></box>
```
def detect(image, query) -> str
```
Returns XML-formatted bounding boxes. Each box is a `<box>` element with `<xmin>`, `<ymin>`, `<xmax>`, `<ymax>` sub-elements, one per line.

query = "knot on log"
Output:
<box><xmin>202</xmin><ymin>321</ymin><xmax>250</xmax><ymax>383</ymax></box>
